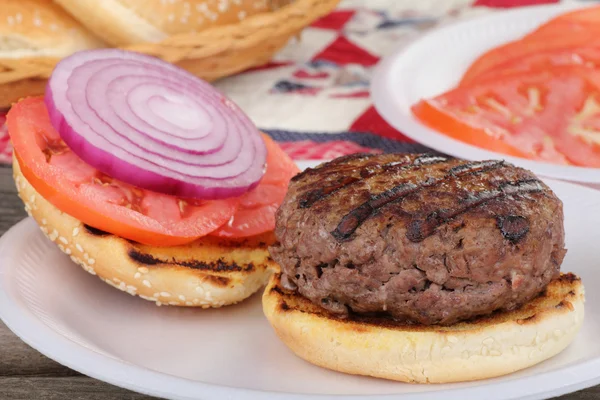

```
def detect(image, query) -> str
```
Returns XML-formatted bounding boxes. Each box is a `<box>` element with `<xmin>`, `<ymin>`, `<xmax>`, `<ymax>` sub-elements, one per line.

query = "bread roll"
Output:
<box><xmin>14</xmin><ymin>158</ymin><xmax>276</xmax><ymax>308</ymax></box>
<box><xmin>54</xmin><ymin>0</ymin><xmax>282</xmax><ymax>46</ymax></box>
<box><xmin>263</xmin><ymin>272</ymin><xmax>585</xmax><ymax>383</ymax></box>
<box><xmin>0</xmin><ymin>0</ymin><xmax>103</xmax><ymax>59</ymax></box>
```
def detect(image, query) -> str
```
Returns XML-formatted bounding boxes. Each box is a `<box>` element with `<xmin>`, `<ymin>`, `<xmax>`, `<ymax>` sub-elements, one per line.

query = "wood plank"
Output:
<box><xmin>0</xmin><ymin>164</ymin><xmax>597</xmax><ymax>398</ymax></box>
<box><xmin>0</xmin><ymin>377</ymin><xmax>158</xmax><ymax>399</ymax></box>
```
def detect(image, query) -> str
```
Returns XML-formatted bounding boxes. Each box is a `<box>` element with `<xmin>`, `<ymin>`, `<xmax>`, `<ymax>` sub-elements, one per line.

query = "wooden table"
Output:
<box><xmin>0</xmin><ymin>164</ymin><xmax>598</xmax><ymax>399</ymax></box>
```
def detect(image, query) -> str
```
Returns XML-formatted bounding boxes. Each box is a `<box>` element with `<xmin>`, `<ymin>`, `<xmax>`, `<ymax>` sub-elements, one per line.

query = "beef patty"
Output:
<box><xmin>269</xmin><ymin>153</ymin><xmax>567</xmax><ymax>325</ymax></box>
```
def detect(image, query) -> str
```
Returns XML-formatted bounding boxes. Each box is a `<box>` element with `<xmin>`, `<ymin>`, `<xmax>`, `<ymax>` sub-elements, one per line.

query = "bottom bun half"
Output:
<box><xmin>14</xmin><ymin>159</ymin><xmax>276</xmax><ymax>308</ymax></box>
<box><xmin>263</xmin><ymin>272</ymin><xmax>585</xmax><ymax>384</ymax></box>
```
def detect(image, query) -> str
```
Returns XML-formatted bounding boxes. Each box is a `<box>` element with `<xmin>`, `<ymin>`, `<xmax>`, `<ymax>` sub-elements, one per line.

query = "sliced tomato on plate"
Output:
<box><xmin>531</xmin><ymin>5</ymin><xmax>600</xmax><ymax>37</ymax></box>
<box><xmin>473</xmin><ymin>46</ymin><xmax>600</xmax><ymax>84</ymax></box>
<box><xmin>8</xmin><ymin>97</ymin><xmax>242</xmax><ymax>247</ymax></box>
<box><xmin>211</xmin><ymin>134</ymin><xmax>299</xmax><ymax>238</ymax></box>
<box><xmin>412</xmin><ymin>67</ymin><xmax>600</xmax><ymax>167</ymax></box>
<box><xmin>460</xmin><ymin>16</ymin><xmax>600</xmax><ymax>86</ymax></box>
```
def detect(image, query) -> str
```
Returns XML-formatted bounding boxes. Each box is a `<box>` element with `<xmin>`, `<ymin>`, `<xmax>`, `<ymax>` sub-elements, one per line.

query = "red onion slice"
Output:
<box><xmin>45</xmin><ymin>49</ymin><xmax>266</xmax><ymax>199</ymax></box>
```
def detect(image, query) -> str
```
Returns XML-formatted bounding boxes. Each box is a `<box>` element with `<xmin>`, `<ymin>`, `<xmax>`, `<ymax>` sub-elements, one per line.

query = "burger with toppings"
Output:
<box><xmin>8</xmin><ymin>49</ymin><xmax>298</xmax><ymax>308</ymax></box>
<box><xmin>263</xmin><ymin>153</ymin><xmax>585</xmax><ymax>383</ymax></box>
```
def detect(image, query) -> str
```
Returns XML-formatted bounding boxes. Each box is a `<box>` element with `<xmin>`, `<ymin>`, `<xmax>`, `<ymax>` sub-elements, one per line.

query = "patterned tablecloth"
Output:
<box><xmin>0</xmin><ymin>0</ymin><xmax>588</xmax><ymax>165</ymax></box>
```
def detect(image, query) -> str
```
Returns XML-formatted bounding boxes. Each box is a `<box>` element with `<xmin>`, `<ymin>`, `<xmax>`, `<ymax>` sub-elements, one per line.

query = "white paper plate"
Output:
<box><xmin>371</xmin><ymin>3</ymin><xmax>600</xmax><ymax>184</ymax></box>
<box><xmin>1</xmin><ymin>160</ymin><xmax>600</xmax><ymax>400</ymax></box>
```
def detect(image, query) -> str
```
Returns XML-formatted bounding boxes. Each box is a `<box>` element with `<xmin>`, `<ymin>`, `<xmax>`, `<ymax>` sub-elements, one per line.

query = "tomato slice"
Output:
<box><xmin>473</xmin><ymin>46</ymin><xmax>600</xmax><ymax>84</ymax></box>
<box><xmin>412</xmin><ymin>67</ymin><xmax>600</xmax><ymax>167</ymax></box>
<box><xmin>8</xmin><ymin>97</ymin><xmax>241</xmax><ymax>247</ymax></box>
<box><xmin>211</xmin><ymin>134</ymin><xmax>299</xmax><ymax>238</ymax></box>
<box><xmin>460</xmin><ymin>15</ymin><xmax>600</xmax><ymax>86</ymax></box>
<box><xmin>532</xmin><ymin>5</ymin><xmax>600</xmax><ymax>36</ymax></box>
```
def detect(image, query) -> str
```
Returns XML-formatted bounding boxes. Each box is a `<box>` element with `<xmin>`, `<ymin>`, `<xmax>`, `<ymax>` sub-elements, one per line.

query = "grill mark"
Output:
<box><xmin>414</xmin><ymin>154</ymin><xmax>449</xmax><ymax>165</ymax></box>
<box><xmin>84</xmin><ymin>224</ymin><xmax>111</xmax><ymax>237</ymax></box>
<box><xmin>299</xmin><ymin>155</ymin><xmax>448</xmax><ymax>209</ymax></box>
<box><xmin>202</xmin><ymin>275</ymin><xmax>231</xmax><ymax>287</ymax></box>
<box><xmin>406</xmin><ymin>179</ymin><xmax>543</xmax><ymax>242</ymax></box>
<box><xmin>127</xmin><ymin>249</ymin><xmax>254</xmax><ymax>272</ymax></box>
<box><xmin>291</xmin><ymin>153</ymin><xmax>375</xmax><ymax>182</ymax></box>
<box><xmin>298</xmin><ymin>176</ymin><xmax>361</xmax><ymax>208</ymax></box>
<box><xmin>331</xmin><ymin>160</ymin><xmax>505</xmax><ymax>240</ymax></box>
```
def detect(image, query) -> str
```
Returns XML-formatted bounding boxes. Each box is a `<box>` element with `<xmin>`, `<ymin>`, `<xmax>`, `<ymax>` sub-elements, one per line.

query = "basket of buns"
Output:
<box><xmin>0</xmin><ymin>0</ymin><xmax>340</xmax><ymax>109</ymax></box>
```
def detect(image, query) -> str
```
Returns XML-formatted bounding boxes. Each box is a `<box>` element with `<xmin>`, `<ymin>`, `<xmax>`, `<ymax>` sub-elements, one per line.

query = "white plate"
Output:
<box><xmin>1</xmin><ymin>167</ymin><xmax>600</xmax><ymax>400</ymax></box>
<box><xmin>370</xmin><ymin>3</ymin><xmax>600</xmax><ymax>184</ymax></box>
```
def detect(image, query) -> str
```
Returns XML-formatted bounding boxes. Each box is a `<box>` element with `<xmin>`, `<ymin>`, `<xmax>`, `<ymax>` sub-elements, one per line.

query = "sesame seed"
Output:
<box><xmin>185</xmin><ymin>301</ymin><xmax>193</xmax><ymax>306</ymax></box>
<box><xmin>179</xmin><ymin>295</ymin><xmax>186</xmax><ymax>301</ymax></box>
<box><xmin>134</xmin><ymin>272</ymin><xmax>141</xmax><ymax>279</ymax></box>
<box><xmin>88</xmin><ymin>258</ymin><xmax>96</xmax><ymax>265</ymax></box>
<box><xmin>87</xmin><ymin>268</ymin><xmax>96</xmax><ymax>276</ymax></box>
<box><xmin>41</xmin><ymin>218</ymin><xmax>47</xmax><ymax>225</ymax></box>
<box><xmin>72</xmin><ymin>227</ymin><xmax>79</xmax><ymax>236</ymax></box>
<box><xmin>156</xmin><ymin>301</ymin><xmax>162</xmax><ymax>307</ymax></box>
<box><xmin>40</xmin><ymin>227</ymin><xmax>48</xmax><ymax>234</ymax></box>
<box><xmin>127</xmin><ymin>285</ymin><xmax>137</xmax><ymax>292</ymax></box>
<box><xmin>139</xmin><ymin>295</ymin><xmax>157</xmax><ymax>301</ymax></box>
<box><xmin>29</xmin><ymin>194</ymin><xmax>35</xmax><ymax>203</ymax></box>
<box><xmin>143</xmin><ymin>280</ymin><xmax>152</xmax><ymax>288</ymax></box>
<box><xmin>195</xmin><ymin>286</ymin><xmax>204</xmax><ymax>293</ymax></box>
<box><xmin>84</xmin><ymin>253</ymin><xmax>89</xmax><ymax>260</ymax></box>
<box><xmin>76</xmin><ymin>244</ymin><xmax>83</xmax><ymax>252</ymax></box>
<box><xmin>59</xmin><ymin>236</ymin><xmax>68</xmax><ymax>244</ymax></box>
<box><xmin>160</xmin><ymin>292</ymin><xmax>171</xmax><ymax>297</ymax></box>
<box><xmin>153</xmin><ymin>293</ymin><xmax>160</xmax><ymax>298</ymax></box>
<box><xmin>65</xmin><ymin>248</ymin><xmax>72</xmax><ymax>255</ymax></box>
<box><xmin>70</xmin><ymin>255</ymin><xmax>79</xmax><ymax>264</ymax></box>
<box><xmin>138</xmin><ymin>267</ymin><xmax>149</xmax><ymax>273</ymax></box>
<box><xmin>58</xmin><ymin>244</ymin><xmax>66</xmax><ymax>252</ymax></box>
<box><xmin>169</xmin><ymin>301</ymin><xmax>178</xmax><ymax>305</ymax></box>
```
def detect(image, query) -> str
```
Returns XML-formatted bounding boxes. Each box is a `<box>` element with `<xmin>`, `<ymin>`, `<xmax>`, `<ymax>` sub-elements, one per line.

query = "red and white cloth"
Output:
<box><xmin>0</xmin><ymin>0</ymin><xmax>577</xmax><ymax>164</ymax></box>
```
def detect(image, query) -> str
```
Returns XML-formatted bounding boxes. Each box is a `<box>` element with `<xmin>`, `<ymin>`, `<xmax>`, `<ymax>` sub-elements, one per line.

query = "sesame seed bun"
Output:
<box><xmin>263</xmin><ymin>272</ymin><xmax>585</xmax><ymax>383</ymax></box>
<box><xmin>0</xmin><ymin>0</ymin><xmax>104</xmax><ymax>59</ymax></box>
<box><xmin>53</xmin><ymin>0</ymin><xmax>286</xmax><ymax>46</ymax></box>
<box><xmin>13</xmin><ymin>158</ymin><xmax>276</xmax><ymax>308</ymax></box>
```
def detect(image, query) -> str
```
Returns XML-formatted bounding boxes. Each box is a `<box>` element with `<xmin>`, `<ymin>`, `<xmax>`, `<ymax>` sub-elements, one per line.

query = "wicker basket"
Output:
<box><xmin>0</xmin><ymin>0</ymin><xmax>340</xmax><ymax>109</ymax></box>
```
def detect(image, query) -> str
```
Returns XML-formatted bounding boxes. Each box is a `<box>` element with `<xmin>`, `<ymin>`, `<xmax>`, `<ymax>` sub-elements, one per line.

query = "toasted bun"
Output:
<box><xmin>0</xmin><ymin>79</ymin><xmax>46</xmax><ymax>110</ymax></box>
<box><xmin>263</xmin><ymin>272</ymin><xmax>585</xmax><ymax>383</ymax></box>
<box><xmin>54</xmin><ymin>0</ymin><xmax>282</xmax><ymax>46</ymax></box>
<box><xmin>0</xmin><ymin>0</ymin><xmax>103</xmax><ymax>59</ymax></box>
<box><xmin>14</xmin><ymin>159</ymin><xmax>276</xmax><ymax>308</ymax></box>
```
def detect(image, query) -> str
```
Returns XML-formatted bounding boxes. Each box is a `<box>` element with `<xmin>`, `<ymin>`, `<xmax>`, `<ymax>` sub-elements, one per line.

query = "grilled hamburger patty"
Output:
<box><xmin>269</xmin><ymin>153</ymin><xmax>567</xmax><ymax>325</ymax></box>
